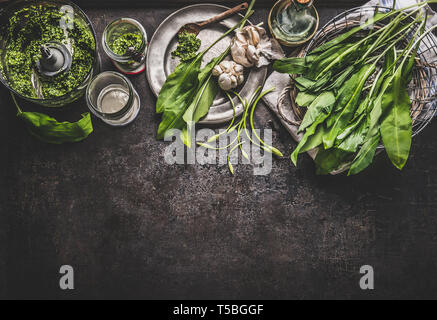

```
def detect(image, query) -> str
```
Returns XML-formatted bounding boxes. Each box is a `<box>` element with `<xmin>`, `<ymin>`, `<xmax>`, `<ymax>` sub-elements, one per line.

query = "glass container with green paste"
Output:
<box><xmin>0</xmin><ymin>0</ymin><xmax>99</xmax><ymax>108</ymax></box>
<box><xmin>103</xmin><ymin>18</ymin><xmax>148</xmax><ymax>75</ymax></box>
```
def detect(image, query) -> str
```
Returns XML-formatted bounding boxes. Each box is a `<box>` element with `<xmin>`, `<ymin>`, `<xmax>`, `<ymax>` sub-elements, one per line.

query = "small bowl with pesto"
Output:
<box><xmin>103</xmin><ymin>18</ymin><xmax>148</xmax><ymax>75</ymax></box>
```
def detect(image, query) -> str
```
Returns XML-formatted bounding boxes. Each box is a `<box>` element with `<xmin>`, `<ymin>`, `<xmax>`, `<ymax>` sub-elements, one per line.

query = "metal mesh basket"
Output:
<box><xmin>286</xmin><ymin>5</ymin><xmax>437</xmax><ymax>137</ymax></box>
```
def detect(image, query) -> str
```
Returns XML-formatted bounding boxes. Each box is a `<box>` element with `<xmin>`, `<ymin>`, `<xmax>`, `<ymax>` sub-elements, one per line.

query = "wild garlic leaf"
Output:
<box><xmin>189</xmin><ymin>76</ymin><xmax>219</xmax><ymax>122</ymax></box>
<box><xmin>308</xmin><ymin>44</ymin><xmax>355</xmax><ymax>79</ymax></box>
<box><xmin>292</xmin><ymin>92</ymin><xmax>335</xmax><ymax>165</ymax></box>
<box><xmin>180</xmin><ymin>54</ymin><xmax>227</xmax><ymax>147</ymax></box>
<box><xmin>181</xmin><ymin>75</ymin><xmax>219</xmax><ymax>147</ymax></box>
<box><xmin>183</xmin><ymin>56</ymin><xmax>223</xmax><ymax>124</ymax></box>
<box><xmin>348</xmin><ymin>133</ymin><xmax>380</xmax><ymax>176</ymax></box>
<box><xmin>295</xmin><ymin>92</ymin><xmax>318</xmax><ymax>107</ymax></box>
<box><xmin>294</xmin><ymin>77</ymin><xmax>316</xmax><ymax>91</ymax></box>
<box><xmin>18</xmin><ymin>112</ymin><xmax>93</xmax><ymax>144</ymax></box>
<box><xmin>157</xmin><ymin>90</ymin><xmax>198</xmax><ymax>140</ymax></box>
<box><xmin>337</xmin><ymin>115</ymin><xmax>369</xmax><ymax>153</ymax></box>
<box><xmin>337</xmin><ymin>112</ymin><xmax>366</xmax><ymax>142</ymax></box>
<box><xmin>310</xmin><ymin>12</ymin><xmax>388</xmax><ymax>55</ymax></box>
<box><xmin>324</xmin><ymin>66</ymin><xmax>355</xmax><ymax>93</ymax></box>
<box><xmin>351</xmin><ymin>96</ymin><xmax>371</xmax><ymax>124</ymax></box>
<box><xmin>380</xmin><ymin>68</ymin><xmax>412</xmax><ymax>170</ymax></box>
<box><xmin>299</xmin><ymin>124</ymin><xmax>328</xmax><ymax>154</ymax></box>
<box><xmin>299</xmin><ymin>91</ymin><xmax>335</xmax><ymax>132</ymax></box>
<box><xmin>314</xmin><ymin>148</ymin><xmax>352</xmax><ymax>176</ymax></box>
<box><xmin>273</xmin><ymin>57</ymin><xmax>308</xmax><ymax>74</ymax></box>
<box><xmin>295</xmin><ymin>72</ymin><xmax>332</xmax><ymax>93</ymax></box>
<box><xmin>292</xmin><ymin>120</ymin><xmax>325</xmax><ymax>166</ymax></box>
<box><xmin>323</xmin><ymin>64</ymin><xmax>376</xmax><ymax>149</ymax></box>
<box><xmin>156</xmin><ymin>56</ymin><xmax>202</xmax><ymax>114</ymax></box>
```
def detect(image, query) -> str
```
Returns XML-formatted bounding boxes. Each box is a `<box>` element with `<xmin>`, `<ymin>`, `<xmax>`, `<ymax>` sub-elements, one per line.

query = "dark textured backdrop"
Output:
<box><xmin>1</xmin><ymin>0</ymin><xmax>437</xmax><ymax>300</ymax></box>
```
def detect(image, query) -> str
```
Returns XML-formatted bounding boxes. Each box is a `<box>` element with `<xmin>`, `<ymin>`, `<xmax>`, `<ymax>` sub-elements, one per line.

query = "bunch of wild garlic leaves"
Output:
<box><xmin>274</xmin><ymin>1</ymin><xmax>437</xmax><ymax>175</ymax></box>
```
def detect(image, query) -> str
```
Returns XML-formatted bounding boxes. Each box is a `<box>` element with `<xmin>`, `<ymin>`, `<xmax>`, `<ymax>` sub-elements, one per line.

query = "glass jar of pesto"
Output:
<box><xmin>103</xmin><ymin>18</ymin><xmax>148</xmax><ymax>75</ymax></box>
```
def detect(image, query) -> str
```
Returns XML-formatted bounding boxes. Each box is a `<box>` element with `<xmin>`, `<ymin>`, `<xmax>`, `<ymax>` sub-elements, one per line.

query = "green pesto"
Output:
<box><xmin>171</xmin><ymin>31</ymin><xmax>201</xmax><ymax>62</ymax></box>
<box><xmin>0</xmin><ymin>5</ymin><xmax>95</xmax><ymax>99</ymax></box>
<box><xmin>110</xmin><ymin>32</ymin><xmax>143</xmax><ymax>56</ymax></box>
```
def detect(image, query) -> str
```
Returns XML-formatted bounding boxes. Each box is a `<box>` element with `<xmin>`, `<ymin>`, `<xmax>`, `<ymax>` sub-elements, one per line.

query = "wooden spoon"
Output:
<box><xmin>178</xmin><ymin>2</ymin><xmax>249</xmax><ymax>36</ymax></box>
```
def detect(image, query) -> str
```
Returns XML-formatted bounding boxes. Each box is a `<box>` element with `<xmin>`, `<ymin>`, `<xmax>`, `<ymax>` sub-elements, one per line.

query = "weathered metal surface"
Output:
<box><xmin>0</xmin><ymin>2</ymin><xmax>437</xmax><ymax>300</ymax></box>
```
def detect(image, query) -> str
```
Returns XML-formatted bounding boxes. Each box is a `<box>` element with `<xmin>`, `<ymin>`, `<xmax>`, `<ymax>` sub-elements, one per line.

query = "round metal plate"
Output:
<box><xmin>146</xmin><ymin>4</ymin><xmax>267</xmax><ymax>124</ymax></box>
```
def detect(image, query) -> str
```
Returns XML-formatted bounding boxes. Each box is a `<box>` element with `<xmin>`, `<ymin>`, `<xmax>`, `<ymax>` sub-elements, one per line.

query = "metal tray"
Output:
<box><xmin>146</xmin><ymin>3</ymin><xmax>267</xmax><ymax>124</ymax></box>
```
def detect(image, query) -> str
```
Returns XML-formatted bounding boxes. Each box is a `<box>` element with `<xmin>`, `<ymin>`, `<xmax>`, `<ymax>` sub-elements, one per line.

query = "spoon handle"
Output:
<box><xmin>198</xmin><ymin>2</ymin><xmax>249</xmax><ymax>28</ymax></box>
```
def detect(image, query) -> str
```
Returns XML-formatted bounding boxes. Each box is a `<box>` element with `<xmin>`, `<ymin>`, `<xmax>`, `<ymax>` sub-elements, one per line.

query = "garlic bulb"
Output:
<box><xmin>231</xmin><ymin>25</ymin><xmax>285</xmax><ymax>68</ymax></box>
<box><xmin>213</xmin><ymin>60</ymin><xmax>244</xmax><ymax>91</ymax></box>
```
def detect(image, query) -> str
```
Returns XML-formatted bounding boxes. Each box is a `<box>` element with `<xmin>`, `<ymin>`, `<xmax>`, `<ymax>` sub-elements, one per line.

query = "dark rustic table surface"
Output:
<box><xmin>1</xmin><ymin>0</ymin><xmax>437</xmax><ymax>300</ymax></box>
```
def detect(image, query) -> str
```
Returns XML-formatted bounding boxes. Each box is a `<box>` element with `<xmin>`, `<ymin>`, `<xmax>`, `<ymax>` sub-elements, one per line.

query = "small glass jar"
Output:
<box><xmin>103</xmin><ymin>18</ymin><xmax>148</xmax><ymax>75</ymax></box>
<box><xmin>86</xmin><ymin>71</ymin><xmax>140</xmax><ymax>126</ymax></box>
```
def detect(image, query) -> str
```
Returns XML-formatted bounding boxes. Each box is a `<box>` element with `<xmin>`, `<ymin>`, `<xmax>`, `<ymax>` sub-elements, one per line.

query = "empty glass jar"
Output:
<box><xmin>86</xmin><ymin>71</ymin><xmax>140</xmax><ymax>126</ymax></box>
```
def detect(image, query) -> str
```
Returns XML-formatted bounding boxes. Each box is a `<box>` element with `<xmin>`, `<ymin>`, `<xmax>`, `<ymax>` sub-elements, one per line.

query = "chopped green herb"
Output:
<box><xmin>171</xmin><ymin>31</ymin><xmax>201</xmax><ymax>62</ymax></box>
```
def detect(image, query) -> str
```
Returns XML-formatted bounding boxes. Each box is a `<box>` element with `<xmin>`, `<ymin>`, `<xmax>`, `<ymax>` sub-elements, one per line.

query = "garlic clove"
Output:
<box><xmin>255</xmin><ymin>26</ymin><xmax>268</xmax><ymax>38</ymax></box>
<box><xmin>212</xmin><ymin>65</ymin><xmax>223</xmax><ymax>77</ymax></box>
<box><xmin>247</xmin><ymin>27</ymin><xmax>260</xmax><ymax>47</ymax></box>
<box><xmin>220</xmin><ymin>61</ymin><xmax>233</xmax><ymax>73</ymax></box>
<box><xmin>237</xmin><ymin>74</ymin><xmax>244</xmax><ymax>85</ymax></box>
<box><xmin>230</xmin><ymin>75</ymin><xmax>238</xmax><ymax>88</ymax></box>
<box><xmin>233</xmin><ymin>63</ymin><xmax>244</xmax><ymax>74</ymax></box>
<box><xmin>218</xmin><ymin>73</ymin><xmax>233</xmax><ymax>91</ymax></box>
<box><xmin>246</xmin><ymin>45</ymin><xmax>259</xmax><ymax>64</ymax></box>
<box><xmin>231</xmin><ymin>41</ymin><xmax>253</xmax><ymax>68</ymax></box>
<box><xmin>236</xmin><ymin>33</ymin><xmax>247</xmax><ymax>44</ymax></box>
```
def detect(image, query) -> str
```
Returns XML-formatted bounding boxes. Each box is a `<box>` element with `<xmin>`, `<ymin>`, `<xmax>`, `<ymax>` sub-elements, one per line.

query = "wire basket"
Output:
<box><xmin>284</xmin><ymin>5</ymin><xmax>437</xmax><ymax>138</ymax></box>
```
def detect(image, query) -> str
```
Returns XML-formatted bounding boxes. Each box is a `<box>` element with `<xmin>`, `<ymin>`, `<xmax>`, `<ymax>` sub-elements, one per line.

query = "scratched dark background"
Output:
<box><xmin>0</xmin><ymin>0</ymin><xmax>437</xmax><ymax>300</ymax></box>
